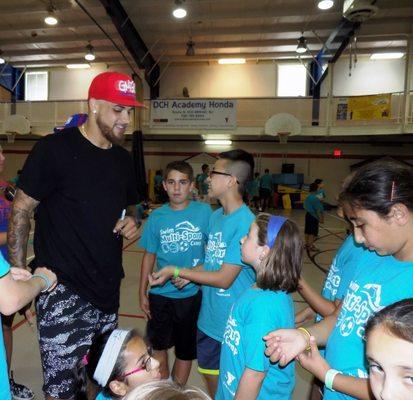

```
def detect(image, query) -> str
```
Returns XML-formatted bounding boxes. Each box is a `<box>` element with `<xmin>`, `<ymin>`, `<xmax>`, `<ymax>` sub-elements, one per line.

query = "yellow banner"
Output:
<box><xmin>347</xmin><ymin>94</ymin><xmax>391</xmax><ymax>121</ymax></box>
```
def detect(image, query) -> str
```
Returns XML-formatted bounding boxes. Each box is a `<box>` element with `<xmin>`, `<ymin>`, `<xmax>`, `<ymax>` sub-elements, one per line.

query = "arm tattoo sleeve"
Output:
<box><xmin>8</xmin><ymin>189</ymin><xmax>39</xmax><ymax>269</ymax></box>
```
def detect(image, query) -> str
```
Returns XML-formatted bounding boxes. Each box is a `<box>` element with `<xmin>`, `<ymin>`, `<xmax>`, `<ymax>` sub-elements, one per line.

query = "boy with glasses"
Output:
<box><xmin>139</xmin><ymin>161</ymin><xmax>212</xmax><ymax>385</ymax></box>
<box><xmin>149</xmin><ymin>149</ymin><xmax>256</xmax><ymax>397</ymax></box>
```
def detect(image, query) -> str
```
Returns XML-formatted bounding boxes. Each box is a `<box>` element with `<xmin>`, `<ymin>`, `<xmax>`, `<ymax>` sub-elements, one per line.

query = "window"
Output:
<box><xmin>277</xmin><ymin>64</ymin><xmax>307</xmax><ymax>97</ymax></box>
<box><xmin>25</xmin><ymin>71</ymin><xmax>48</xmax><ymax>101</ymax></box>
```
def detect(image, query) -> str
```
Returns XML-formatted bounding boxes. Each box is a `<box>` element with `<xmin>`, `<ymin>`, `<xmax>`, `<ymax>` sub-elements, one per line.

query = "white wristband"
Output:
<box><xmin>325</xmin><ymin>369</ymin><xmax>341</xmax><ymax>392</ymax></box>
<box><xmin>31</xmin><ymin>273</ymin><xmax>51</xmax><ymax>293</ymax></box>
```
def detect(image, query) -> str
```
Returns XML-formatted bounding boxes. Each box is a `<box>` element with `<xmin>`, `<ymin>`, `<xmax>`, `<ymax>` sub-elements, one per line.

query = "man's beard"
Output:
<box><xmin>96</xmin><ymin>118</ymin><xmax>125</xmax><ymax>147</ymax></box>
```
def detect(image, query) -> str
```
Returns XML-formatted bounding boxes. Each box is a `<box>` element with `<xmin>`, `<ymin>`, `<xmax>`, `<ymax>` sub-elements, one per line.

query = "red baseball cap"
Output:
<box><xmin>88</xmin><ymin>72</ymin><xmax>145</xmax><ymax>107</ymax></box>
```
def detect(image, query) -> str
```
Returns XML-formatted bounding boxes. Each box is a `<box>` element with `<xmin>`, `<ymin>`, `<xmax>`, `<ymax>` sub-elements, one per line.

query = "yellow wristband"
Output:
<box><xmin>298</xmin><ymin>327</ymin><xmax>312</xmax><ymax>351</ymax></box>
<box><xmin>173</xmin><ymin>267</ymin><xmax>180</xmax><ymax>279</ymax></box>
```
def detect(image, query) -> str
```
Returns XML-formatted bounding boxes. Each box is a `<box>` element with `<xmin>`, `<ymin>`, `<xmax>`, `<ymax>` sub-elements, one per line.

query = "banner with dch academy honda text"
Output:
<box><xmin>150</xmin><ymin>99</ymin><xmax>237</xmax><ymax>129</ymax></box>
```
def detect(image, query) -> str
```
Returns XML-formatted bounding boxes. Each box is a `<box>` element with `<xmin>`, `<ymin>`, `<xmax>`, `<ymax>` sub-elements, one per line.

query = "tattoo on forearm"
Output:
<box><xmin>8</xmin><ymin>189</ymin><xmax>38</xmax><ymax>269</ymax></box>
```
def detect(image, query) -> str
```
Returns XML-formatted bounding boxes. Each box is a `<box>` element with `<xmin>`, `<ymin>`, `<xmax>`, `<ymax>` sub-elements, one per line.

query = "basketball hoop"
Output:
<box><xmin>265</xmin><ymin>113</ymin><xmax>301</xmax><ymax>143</ymax></box>
<box><xmin>277</xmin><ymin>131</ymin><xmax>290</xmax><ymax>144</ymax></box>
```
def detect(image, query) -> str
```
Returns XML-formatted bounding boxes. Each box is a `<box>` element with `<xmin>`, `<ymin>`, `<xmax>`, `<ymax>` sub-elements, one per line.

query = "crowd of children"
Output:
<box><xmin>3</xmin><ymin>147</ymin><xmax>413</xmax><ymax>400</ymax></box>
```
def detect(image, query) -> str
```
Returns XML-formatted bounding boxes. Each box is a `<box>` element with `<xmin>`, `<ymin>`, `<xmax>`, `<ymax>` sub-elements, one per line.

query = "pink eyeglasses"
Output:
<box><xmin>118</xmin><ymin>347</ymin><xmax>153</xmax><ymax>379</ymax></box>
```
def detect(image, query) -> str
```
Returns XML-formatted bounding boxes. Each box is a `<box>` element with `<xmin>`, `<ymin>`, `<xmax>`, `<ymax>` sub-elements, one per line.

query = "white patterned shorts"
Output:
<box><xmin>36</xmin><ymin>283</ymin><xmax>117</xmax><ymax>399</ymax></box>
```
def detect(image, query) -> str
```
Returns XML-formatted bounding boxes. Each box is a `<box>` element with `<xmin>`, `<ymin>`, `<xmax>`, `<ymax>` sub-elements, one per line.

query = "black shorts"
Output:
<box><xmin>259</xmin><ymin>188</ymin><xmax>271</xmax><ymax>199</ymax></box>
<box><xmin>36</xmin><ymin>284</ymin><xmax>117</xmax><ymax>399</ymax></box>
<box><xmin>147</xmin><ymin>291</ymin><xmax>202</xmax><ymax>360</ymax></box>
<box><xmin>305</xmin><ymin>212</ymin><xmax>319</xmax><ymax>236</ymax></box>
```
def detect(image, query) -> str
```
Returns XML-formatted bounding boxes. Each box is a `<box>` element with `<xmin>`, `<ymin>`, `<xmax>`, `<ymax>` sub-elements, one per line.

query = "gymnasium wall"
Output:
<box><xmin>3</xmin><ymin>138</ymin><xmax>412</xmax><ymax>205</ymax></box>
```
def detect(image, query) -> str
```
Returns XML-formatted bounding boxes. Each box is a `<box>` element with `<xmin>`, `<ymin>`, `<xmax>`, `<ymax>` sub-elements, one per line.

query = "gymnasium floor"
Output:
<box><xmin>11</xmin><ymin>208</ymin><xmax>348</xmax><ymax>399</ymax></box>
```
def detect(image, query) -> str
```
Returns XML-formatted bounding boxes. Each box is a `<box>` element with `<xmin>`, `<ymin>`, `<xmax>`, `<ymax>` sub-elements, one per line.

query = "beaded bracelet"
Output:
<box><xmin>31</xmin><ymin>273</ymin><xmax>52</xmax><ymax>293</ymax></box>
<box><xmin>297</xmin><ymin>327</ymin><xmax>312</xmax><ymax>351</ymax></box>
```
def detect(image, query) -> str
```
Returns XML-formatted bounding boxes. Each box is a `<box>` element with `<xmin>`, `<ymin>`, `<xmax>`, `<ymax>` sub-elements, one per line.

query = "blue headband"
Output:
<box><xmin>267</xmin><ymin>215</ymin><xmax>287</xmax><ymax>248</ymax></box>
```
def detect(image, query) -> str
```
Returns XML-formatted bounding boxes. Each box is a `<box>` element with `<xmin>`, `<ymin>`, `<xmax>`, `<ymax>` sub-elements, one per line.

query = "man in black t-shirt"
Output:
<box><xmin>8</xmin><ymin>72</ymin><xmax>144</xmax><ymax>400</ymax></box>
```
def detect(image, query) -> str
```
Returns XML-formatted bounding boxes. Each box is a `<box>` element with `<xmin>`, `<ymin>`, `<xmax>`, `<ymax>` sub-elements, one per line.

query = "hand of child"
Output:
<box><xmin>296</xmin><ymin>337</ymin><xmax>330</xmax><ymax>381</ymax></box>
<box><xmin>148</xmin><ymin>267</ymin><xmax>174</xmax><ymax>287</ymax></box>
<box><xmin>10</xmin><ymin>267</ymin><xmax>32</xmax><ymax>281</ymax></box>
<box><xmin>172</xmin><ymin>277</ymin><xmax>190</xmax><ymax>290</ymax></box>
<box><xmin>139</xmin><ymin>293</ymin><xmax>151</xmax><ymax>320</ymax></box>
<box><xmin>264</xmin><ymin>328</ymin><xmax>309</xmax><ymax>366</ymax></box>
<box><xmin>295</xmin><ymin>307</ymin><xmax>316</xmax><ymax>327</ymax></box>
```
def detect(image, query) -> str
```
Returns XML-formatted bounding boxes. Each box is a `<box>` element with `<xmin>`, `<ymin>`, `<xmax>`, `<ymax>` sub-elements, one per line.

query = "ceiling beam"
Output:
<box><xmin>0</xmin><ymin>19</ymin><xmax>112</xmax><ymax>33</ymax></box>
<box><xmin>0</xmin><ymin>34</ymin><xmax>117</xmax><ymax>47</ymax></box>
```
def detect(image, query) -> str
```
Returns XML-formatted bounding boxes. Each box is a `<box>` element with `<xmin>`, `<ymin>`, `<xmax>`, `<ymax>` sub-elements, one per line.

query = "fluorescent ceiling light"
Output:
<box><xmin>218</xmin><ymin>58</ymin><xmax>246</xmax><ymax>65</ymax></box>
<box><xmin>370</xmin><ymin>52</ymin><xmax>404</xmax><ymax>60</ymax></box>
<box><xmin>204</xmin><ymin>140</ymin><xmax>232</xmax><ymax>145</ymax></box>
<box><xmin>318</xmin><ymin>0</ymin><xmax>334</xmax><ymax>10</ymax></box>
<box><xmin>66</xmin><ymin>64</ymin><xmax>91</xmax><ymax>69</ymax></box>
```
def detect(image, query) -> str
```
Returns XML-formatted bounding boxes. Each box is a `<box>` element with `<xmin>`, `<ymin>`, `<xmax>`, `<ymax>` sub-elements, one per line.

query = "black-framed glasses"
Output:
<box><xmin>118</xmin><ymin>347</ymin><xmax>153</xmax><ymax>379</ymax></box>
<box><xmin>210</xmin><ymin>170</ymin><xmax>240</xmax><ymax>184</ymax></box>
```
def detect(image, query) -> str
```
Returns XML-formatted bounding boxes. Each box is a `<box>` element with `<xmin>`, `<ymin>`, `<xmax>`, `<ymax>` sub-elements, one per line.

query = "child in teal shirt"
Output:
<box><xmin>139</xmin><ymin>161</ymin><xmax>211</xmax><ymax>385</ymax></box>
<box><xmin>217</xmin><ymin>214</ymin><xmax>302</xmax><ymax>399</ymax></box>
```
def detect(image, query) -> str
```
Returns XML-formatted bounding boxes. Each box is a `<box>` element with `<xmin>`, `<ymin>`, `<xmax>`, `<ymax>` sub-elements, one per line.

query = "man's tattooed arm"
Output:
<box><xmin>8</xmin><ymin>189</ymin><xmax>40</xmax><ymax>269</ymax></box>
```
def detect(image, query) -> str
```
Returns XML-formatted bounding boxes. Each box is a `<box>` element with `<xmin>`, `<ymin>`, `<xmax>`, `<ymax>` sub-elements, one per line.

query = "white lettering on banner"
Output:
<box><xmin>150</xmin><ymin>99</ymin><xmax>237</xmax><ymax>129</ymax></box>
<box><xmin>223</xmin><ymin>314</ymin><xmax>240</xmax><ymax>356</ymax></box>
<box><xmin>117</xmin><ymin>80</ymin><xmax>136</xmax><ymax>94</ymax></box>
<box><xmin>160</xmin><ymin>221</ymin><xmax>203</xmax><ymax>254</ymax></box>
<box><xmin>338</xmin><ymin>282</ymin><xmax>383</xmax><ymax>339</ymax></box>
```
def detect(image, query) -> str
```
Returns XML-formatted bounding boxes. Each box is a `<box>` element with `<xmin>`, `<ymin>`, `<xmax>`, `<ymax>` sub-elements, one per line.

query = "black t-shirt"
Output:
<box><xmin>18</xmin><ymin>128</ymin><xmax>138</xmax><ymax>313</ymax></box>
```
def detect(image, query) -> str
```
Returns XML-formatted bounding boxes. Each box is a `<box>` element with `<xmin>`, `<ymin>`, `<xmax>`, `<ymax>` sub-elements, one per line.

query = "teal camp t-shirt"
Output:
<box><xmin>96</xmin><ymin>391</ymin><xmax>112</xmax><ymax>400</ymax></box>
<box><xmin>324</xmin><ymin>250</ymin><xmax>413</xmax><ymax>400</ymax></box>
<box><xmin>316</xmin><ymin>188</ymin><xmax>326</xmax><ymax>200</ymax></box>
<box><xmin>260</xmin><ymin>173</ymin><xmax>272</xmax><ymax>190</ymax></box>
<box><xmin>197</xmin><ymin>204</ymin><xmax>255</xmax><ymax>341</ymax></box>
<box><xmin>217</xmin><ymin>287</ymin><xmax>295</xmax><ymax>400</ymax></box>
<box><xmin>304</xmin><ymin>193</ymin><xmax>324</xmax><ymax>218</ymax></box>
<box><xmin>196</xmin><ymin>173</ymin><xmax>209</xmax><ymax>195</ymax></box>
<box><xmin>315</xmin><ymin>235</ymin><xmax>365</xmax><ymax>323</ymax></box>
<box><xmin>154</xmin><ymin>175</ymin><xmax>163</xmax><ymax>185</ymax></box>
<box><xmin>140</xmin><ymin>201</ymin><xmax>212</xmax><ymax>298</ymax></box>
<box><xmin>0</xmin><ymin>254</ymin><xmax>11</xmax><ymax>400</ymax></box>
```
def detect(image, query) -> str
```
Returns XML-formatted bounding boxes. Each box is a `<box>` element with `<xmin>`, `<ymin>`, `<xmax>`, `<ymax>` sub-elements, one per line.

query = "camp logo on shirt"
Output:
<box><xmin>224</xmin><ymin>371</ymin><xmax>236</xmax><ymax>396</ymax></box>
<box><xmin>337</xmin><ymin>281</ymin><xmax>383</xmax><ymax>339</ymax></box>
<box><xmin>223</xmin><ymin>314</ymin><xmax>240</xmax><ymax>356</ymax></box>
<box><xmin>323</xmin><ymin>257</ymin><xmax>341</xmax><ymax>297</ymax></box>
<box><xmin>205</xmin><ymin>232</ymin><xmax>227</xmax><ymax>265</ymax></box>
<box><xmin>160</xmin><ymin>221</ymin><xmax>203</xmax><ymax>253</ymax></box>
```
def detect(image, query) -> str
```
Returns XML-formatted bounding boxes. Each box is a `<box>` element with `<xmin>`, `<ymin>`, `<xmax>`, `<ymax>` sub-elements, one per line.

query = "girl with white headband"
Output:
<box><xmin>216</xmin><ymin>213</ymin><xmax>303</xmax><ymax>399</ymax></box>
<box><xmin>74</xmin><ymin>329</ymin><xmax>161</xmax><ymax>399</ymax></box>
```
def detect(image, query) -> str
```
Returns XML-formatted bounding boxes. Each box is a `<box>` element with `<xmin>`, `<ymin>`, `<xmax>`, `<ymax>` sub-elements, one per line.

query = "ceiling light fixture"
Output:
<box><xmin>186</xmin><ymin>40</ymin><xmax>195</xmax><ymax>56</ymax></box>
<box><xmin>218</xmin><ymin>58</ymin><xmax>246</xmax><ymax>65</ymax></box>
<box><xmin>173</xmin><ymin>0</ymin><xmax>187</xmax><ymax>19</ymax></box>
<box><xmin>44</xmin><ymin>5</ymin><xmax>58</xmax><ymax>25</ymax></box>
<box><xmin>66</xmin><ymin>63</ymin><xmax>91</xmax><ymax>69</ymax></box>
<box><xmin>317</xmin><ymin>0</ymin><xmax>334</xmax><ymax>10</ymax></box>
<box><xmin>296</xmin><ymin>36</ymin><xmax>307</xmax><ymax>54</ymax></box>
<box><xmin>204</xmin><ymin>139</ymin><xmax>232</xmax><ymax>145</ymax></box>
<box><xmin>84</xmin><ymin>44</ymin><xmax>95</xmax><ymax>61</ymax></box>
<box><xmin>370</xmin><ymin>52</ymin><xmax>405</xmax><ymax>60</ymax></box>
